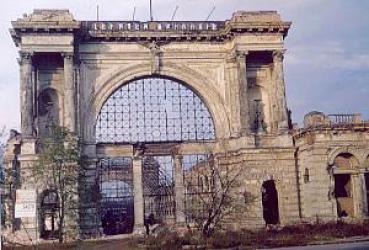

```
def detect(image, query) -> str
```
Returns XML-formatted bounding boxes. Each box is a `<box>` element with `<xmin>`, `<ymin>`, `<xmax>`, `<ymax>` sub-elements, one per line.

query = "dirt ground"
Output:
<box><xmin>4</xmin><ymin>236</ymin><xmax>143</xmax><ymax>250</ymax></box>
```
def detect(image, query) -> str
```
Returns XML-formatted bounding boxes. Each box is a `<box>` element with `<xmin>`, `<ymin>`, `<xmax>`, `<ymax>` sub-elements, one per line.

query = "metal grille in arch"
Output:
<box><xmin>96</xmin><ymin>77</ymin><xmax>215</xmax><ymax>143</ymax></box>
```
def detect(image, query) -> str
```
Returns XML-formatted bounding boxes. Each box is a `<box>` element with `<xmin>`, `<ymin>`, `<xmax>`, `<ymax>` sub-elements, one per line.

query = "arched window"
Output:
<box><xmin>247</xmin><ymin>83</ymin><xmax>266</xmax><ymax>133</ymax></box>
<box><xmin>96</xmin><ymin>77</ymin><xmax>215</xmax><ymax>143</ymax></box>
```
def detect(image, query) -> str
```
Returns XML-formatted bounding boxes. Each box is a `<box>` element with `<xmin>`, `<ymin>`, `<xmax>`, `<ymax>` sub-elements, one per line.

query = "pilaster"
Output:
<box><xmin>226</xmin><ymin>49</ymin><xmax>250</xmax><ymax>137</ymax></box>
<box><xmin>19</xmin><ymin>51</ymin><xmax>34</xmax><ymax>138</ymax></box>
<box><xmin>272</xmin><ymin>50</ymin><xmax>289</xmax><ymax>131</ymax></box>
<box><xmin>62</xmin><ymin>52</ymin><xmax>76</xmax><ymax>133</ymax></box>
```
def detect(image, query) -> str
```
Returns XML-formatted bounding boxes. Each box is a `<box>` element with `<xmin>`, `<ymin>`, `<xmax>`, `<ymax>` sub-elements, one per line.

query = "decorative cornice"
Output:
<box><xmin>80</xmin><ymin>20</ymin><xmax>290</xmax><ymax>43</ymax></box>
<box><xmin>10</xmin><ymin>10</ymin><xmax>291</xmax><ymax>47</ymax></box>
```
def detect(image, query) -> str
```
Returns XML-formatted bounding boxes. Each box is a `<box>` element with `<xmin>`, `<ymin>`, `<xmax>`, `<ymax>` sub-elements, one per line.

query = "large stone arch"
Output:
<box><xmin>327</xmin><ymin>147</ymin><xmax>361</xmax><ymax>167</ymax></box>
<box><xmin>88</xmin><ymin>62</ymin><xmax>231</xmax><ymax>140</ymax></box>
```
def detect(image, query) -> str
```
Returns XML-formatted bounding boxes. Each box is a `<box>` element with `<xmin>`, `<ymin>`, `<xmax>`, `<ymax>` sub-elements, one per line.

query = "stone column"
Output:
<box><xmin>62</xmin><ymin>52</ymin><xmax>76</xmax><ymax>133</ymax></box>
<box><xmin>237</xmin><ymin>51</ymin><xmax>251</xmax><ymax>135</ymax></box>
<box><xmin>226</xmin><ymin>50</ymin><xmax>250</xmax><ymax>137</ymax></box>
<box><xmin>272</xmin><ymin>50</ymin><xmax>289</xmax><ymax>131</ymax></box>
<box><xmin>352</xmin><ymin>174</ymin><xmax>359</xmax><ymax>217</ymax></box>
<box><xmin>359</xmin><ymin>173</ymin><xmax>368</xmax><ymax>217</ymax></box>
<box><xmin>133</xmin><ymin>156</ymin><xmax>144</xmax><ymax>232</ymax></box>
<box><xmin>19</xmin><ymin>51</ymin><xmax>34</xmax><ymax>138</ymax></box>
<box><xmin>173</xmin><ymin>155</ymin><xmax>185</xmax><ymax>224</ymax></box>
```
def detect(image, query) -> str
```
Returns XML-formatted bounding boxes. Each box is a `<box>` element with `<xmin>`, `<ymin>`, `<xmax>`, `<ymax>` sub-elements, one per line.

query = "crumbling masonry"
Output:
<box><xmin>3</xmin><ymin>9</ymin><xmax>369</xmax><ymax>242</ymax></box>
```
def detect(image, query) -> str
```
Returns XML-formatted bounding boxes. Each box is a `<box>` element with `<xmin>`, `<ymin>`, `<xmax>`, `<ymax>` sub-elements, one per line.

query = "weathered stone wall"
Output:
<box><xmin>216</xmin><ymin>145</ymin><xmax>300</xmax><ymax>229</ymax></box>
<box><xmin>6</xmin><ymin>8</ymin><xmax>369</xmax><ymax>244</ymax></box>
<box><xmin>295</xmin><ymin>128</ymin><xmax>369</xmax><ymax>221</ymax></box>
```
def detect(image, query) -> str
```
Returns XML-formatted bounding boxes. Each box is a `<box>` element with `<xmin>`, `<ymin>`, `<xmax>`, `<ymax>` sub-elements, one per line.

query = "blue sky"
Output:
<box><xmin>0</xmin><ymin>0</ymin><xmax>368</xmax><ymax>130</ymax></box>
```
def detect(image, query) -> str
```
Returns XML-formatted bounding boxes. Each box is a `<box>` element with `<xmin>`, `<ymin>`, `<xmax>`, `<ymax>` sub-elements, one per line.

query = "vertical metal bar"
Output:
<box><xmin>150</xmin><ymin>0</ymin><xmax>153</xmax><ymax>21</ymax></box>
<box><xmin>164</xmin><ymin>79</ymin><xmax>167</xmax><ymax>141</ymax></box>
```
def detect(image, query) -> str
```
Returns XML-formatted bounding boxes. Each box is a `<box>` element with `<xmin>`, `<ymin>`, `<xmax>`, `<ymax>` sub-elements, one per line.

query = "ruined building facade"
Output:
<box><xmin>3</xmin><ymin>9</ymin><xmax>369</xmax><ymax>241</ymax></box>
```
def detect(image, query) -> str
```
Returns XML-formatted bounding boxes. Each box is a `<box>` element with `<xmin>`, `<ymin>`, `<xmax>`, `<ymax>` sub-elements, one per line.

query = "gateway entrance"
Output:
<box><xmin>96</xmin><ymin>76</ymin><xmax>216</xmax><ymax>234</ymax></box>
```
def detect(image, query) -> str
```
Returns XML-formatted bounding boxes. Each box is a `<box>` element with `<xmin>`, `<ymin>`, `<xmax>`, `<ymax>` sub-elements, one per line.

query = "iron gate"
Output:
<box><xmin>99</xmin><ymin>157</ymin><xmax>134</xmax><ymax>235</ymax></box>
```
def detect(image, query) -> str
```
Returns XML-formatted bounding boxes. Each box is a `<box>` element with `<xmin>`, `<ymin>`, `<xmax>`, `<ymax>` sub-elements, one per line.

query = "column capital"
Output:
<box><xmin>226</xmin><ymin>49</ymin><xmax>249</xmax><ymax>63</ymax></box>
<box><xmin>61</xmin><ymin>52</ymin><xmax>74</xmax><ymax>60</ymax></box>
<box><xmin>273</xmin><ymin>49</ymin><xmax>286</xmax><ymax>62</ymax></box>
<box><xmin>133</xmin><ymin>142</ymin><xmax>146</xmax><ymax>160</ymax></box>
<box><xmin>174</xmin><ymin>154</ymin><xmax>183</xmax><ymax>161</ymax></box>
<box><xmin>18</xmin><ymin>51</ymin><xmax>33</xmax><ymax>65</ymax></box>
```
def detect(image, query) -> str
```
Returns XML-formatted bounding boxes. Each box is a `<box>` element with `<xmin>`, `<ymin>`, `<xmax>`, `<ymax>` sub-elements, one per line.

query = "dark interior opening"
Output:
<box><xmin>334</xmin><ymin>174</ymin><xmax>351</xmax><ymax>197</ymax></box>
<box><xmin>365</xmin><ymin>173</ymin><xmax>369</xmax><ymax>215</ymax></box>
<box><xmin>262</xmin><ymin>180</ymin><xmax>279</xmax><ymax>225</ymax></box>
<box><xmin>334</xmin><ymin>174</ymin><xmax>353</xmax><ymax>217</ymax></box>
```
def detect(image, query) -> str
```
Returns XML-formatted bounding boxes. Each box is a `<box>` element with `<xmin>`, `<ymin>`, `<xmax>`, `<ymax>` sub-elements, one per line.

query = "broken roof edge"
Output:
<box><xmin>12</xmin><ymin>9</ymin><xmax>290</xmax><ymax>25</ymax></box>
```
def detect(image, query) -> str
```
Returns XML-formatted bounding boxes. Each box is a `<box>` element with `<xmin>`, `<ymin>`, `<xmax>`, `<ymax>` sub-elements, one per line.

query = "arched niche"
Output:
<box><xmin>247</xmin><ymin>82</ymin><xmax>270</xmax><ymax>132</ymax></box>
<box><xmin>37</xmin><ymin>88</ymin><xmax>60</xmax><ymax>137</ymax></box>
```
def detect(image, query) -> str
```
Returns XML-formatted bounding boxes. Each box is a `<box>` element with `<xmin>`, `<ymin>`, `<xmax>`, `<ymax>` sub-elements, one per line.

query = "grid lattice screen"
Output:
<box><xmin>96</xmin><ymin>77</ymin><xmax>215</xmax><ymax>143</ymax></box>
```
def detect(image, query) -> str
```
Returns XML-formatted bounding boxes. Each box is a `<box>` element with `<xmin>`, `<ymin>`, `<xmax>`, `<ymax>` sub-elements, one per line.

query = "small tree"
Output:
<box><xmin>0</xmin><ymin>126</ymin><xmax>7</xmax><ymax>183</ymax></box>
<box><xmin>185</xmin><ymin>155</ymin><xmax>254</xmax><ymax>236</ymax></box>
<box><xmin>33</xmin><ymin>125</ymin><xmax>80</xmax><ymax>243</ymax></box>
<box><xmin>0</xmin><ymin>126</ymin><xmax>7</xmax><ymax>230</ymax></box>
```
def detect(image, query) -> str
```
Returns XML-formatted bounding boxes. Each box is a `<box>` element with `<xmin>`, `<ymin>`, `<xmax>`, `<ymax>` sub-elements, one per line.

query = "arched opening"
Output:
<box><xmin>333</xmin><ymin>153</ymin><xmax>359</xmax><ymax>217</ymax></box>
<box><xmin>40</xmin><ymin>189</ymin><xmax>59</xmax><ymax>240</ymax></box>
<box><xmin>95</xmin><ymin>76</ymin><xmax>216</xmax><ymax>233</ymax></box>
<box><xmin>262</xmin><ymin>180</ymin><xmax>279</xmax><ymax>225</ymax></box>
<box><xmin>96</xmin><ymin>76</ymin><xmax>215</xmax><ymax>143</ymax></box>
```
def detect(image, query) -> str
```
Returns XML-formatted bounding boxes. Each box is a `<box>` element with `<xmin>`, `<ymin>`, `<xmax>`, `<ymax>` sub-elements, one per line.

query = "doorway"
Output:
<box><xmin>334</xmin><ymin>174</ymin><xmax>354</xmax><ymax>217</ymax></box>
<box><xmin>365</xmin><ymin>173</ymin><xmax>369</xmax><ymax>215</ymax></box>
<box><xmin>262</xmin><ymin>180</ymin><xmax>279</xmax><ymax>225</ymax></box>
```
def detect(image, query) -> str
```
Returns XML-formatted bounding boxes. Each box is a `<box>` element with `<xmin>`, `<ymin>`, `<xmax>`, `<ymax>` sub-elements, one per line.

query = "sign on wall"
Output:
<box><xmin>15</xmin><ymin>189</ymin><xmax>36</xmax><ymax>218</ymax></box>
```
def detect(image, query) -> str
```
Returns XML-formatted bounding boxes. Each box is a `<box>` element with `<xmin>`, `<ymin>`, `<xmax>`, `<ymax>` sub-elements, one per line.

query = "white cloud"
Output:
<box><xmin>286</xmin><ymin>42</ymin><xmax>369</xmax><ymax>71</ymax></box>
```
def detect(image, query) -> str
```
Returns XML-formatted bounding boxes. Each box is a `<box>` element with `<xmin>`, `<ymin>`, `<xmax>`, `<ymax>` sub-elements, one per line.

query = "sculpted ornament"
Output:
<box><xmin>139</xmin><ymin>41</ymin><xmax>166</xmax><ymax>74</ymax></box>
<box><xmin>149</xmin><ymin>42</ymin><xmax>162</xmax><ymax>74</ymax></box>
